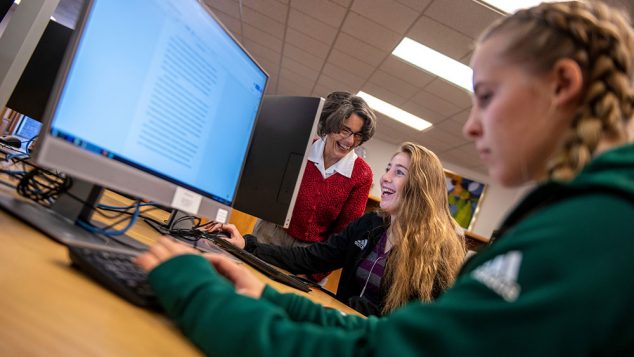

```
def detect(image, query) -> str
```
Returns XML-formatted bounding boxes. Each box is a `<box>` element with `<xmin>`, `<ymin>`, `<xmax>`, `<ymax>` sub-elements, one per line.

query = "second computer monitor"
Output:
<box><xmin>233</xmin><ymin>96</ymin><xmax>323</xmax><ymax>228</ymax></box>
<box><xmin>7</xmin><ymin>19</ymin><xmax>73</xmax><ymax>121</ymax></box>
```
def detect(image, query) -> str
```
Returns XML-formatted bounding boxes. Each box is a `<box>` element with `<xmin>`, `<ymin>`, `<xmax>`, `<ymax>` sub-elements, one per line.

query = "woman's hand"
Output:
<box><xmin>203</xmin><ymin>253</ymin><xmax>265</xmax><ymax>298</ymax></box>
<box><xmin>135</xmin><ymin>236</ymin><xmax>198</xmax><ymax>272</ymax></box>
<box><xmin>206</xmin><ymin>222</ymin><xmax>246</xmax><ymax>249</ymax></box>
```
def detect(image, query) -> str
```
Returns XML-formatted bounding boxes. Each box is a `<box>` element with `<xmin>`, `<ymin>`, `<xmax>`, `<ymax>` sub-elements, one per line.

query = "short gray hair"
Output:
<box><xmin>317</xmin><ymin>91</ymin><xmax>377</xmax><ymax>144</ymax></box>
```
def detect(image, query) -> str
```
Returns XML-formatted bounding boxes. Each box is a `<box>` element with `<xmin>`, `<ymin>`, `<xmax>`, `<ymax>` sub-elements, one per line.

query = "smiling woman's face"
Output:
<box><xmin>323</xmin><ymin>113</ymin><xmax>364</xmax><ymax>163</ymax></box>
<box><xmin>380</xmin><ymin>152</ymin><xmax>410</xmax><ymax>215</ymax></box>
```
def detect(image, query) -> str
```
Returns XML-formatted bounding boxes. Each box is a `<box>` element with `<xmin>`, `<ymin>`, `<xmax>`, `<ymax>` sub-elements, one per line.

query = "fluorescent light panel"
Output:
<box><xmin>477</xmin><ymin>0</ymin><xmax>569</xmax><ymax>14</ymax></box>
<box><xmin>357</xmin><ymin>91</ymin><xmax>432</xmax><ymax>131</ymax></box>
<box><xmin>392</xmin><ymin>37</ymin><xmax>473</xmax><ymax>92</ymax></box>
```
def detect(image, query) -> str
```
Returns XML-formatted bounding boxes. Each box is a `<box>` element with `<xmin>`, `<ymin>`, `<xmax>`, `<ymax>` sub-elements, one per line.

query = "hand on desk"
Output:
<box><xmin>203</xmin><ymin>253</ymin><xmax>265</xmax><ymax>298</ymax></box>
<box><xmin>206</xmin><ymin>223</ymin><xmax>246</xmax><ymax>249</ymax></box>
<box><xmin>135</xmin><ymin>236</ymin><xmax>265</xmax><ymax>299</ymax></box>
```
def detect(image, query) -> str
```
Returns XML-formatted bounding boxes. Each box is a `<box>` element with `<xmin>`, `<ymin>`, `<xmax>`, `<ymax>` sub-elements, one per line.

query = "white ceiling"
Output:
<box><xmin>51</xmin><ymin>0</ymin><xmax>634</xmax><ymax>175</ymax></box>
<box><xmin>201</xmin><ymin>0</ymin><xmax>499</xmax><ymax>174</ymax></box>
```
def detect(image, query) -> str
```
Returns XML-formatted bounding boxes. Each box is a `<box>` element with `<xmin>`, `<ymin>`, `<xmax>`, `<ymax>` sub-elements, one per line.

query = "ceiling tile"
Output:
<box><xmin>449</xmin><ymin>108</ymin><xmax>471</xmax><ymax>124</ymax></box>
<box><xmin>341</xmin><ymin>12</ymin><xmax>402</xmax><ymax>52</ymax></box>
<box><xmin>422</xmin><ymin>128</ymin><xmax>463</xmax><ymax>146</ymax></box>
<box><xmin>312</xmin><ymin>84</ymin><xmax>334</xmax><ymax>98</ymax></box>
<box><xmin>424</xmin><ymin>0</ymin><xmax>501</xmax><ymax>39</ymax></box>
<box><xmin>278</xmin><ymin>70</ymin><xmax>313</xmax><ymax>92</ymax></box>
<box><xmin>322</xmin><ymin>62</ymin><xmax>366</xmax><ymax>88</ymax></box>
<box><xmin>327</xmin><ymin>49</ymin><xmax>376</xmax><ymax>78</ymax></box>
<box><xmin>285</xmin><ymin>28</ymin><xmax>331</xmax><ymax>59</ymax></box>
<box><xmin>256</xmin><ymin>57</ymin><xmax>280</xmax><ymax>79</ymax></box>
<box><xmin>437</xmin><ymin>154</ymin><xmax>469</xmax><ymax>168</ymax></box>
<box><xmin>283</xmin><ymin>43</ymin><xmax>325</xmax><ymax>72</ymax></box>
<box><xmin>243</xmin><ymin>38</ymin><xmax>281</xmax><ymax>65</ymax></box>
<box><xmin>333</xmin><ymin>32</ymin><xmax>386</xmax><ymax>67</ymax></box>
<box><xmin>315</xmin><ymin>73</ymin><xmax>358</xmax><ymax>94</ymax></box>
<box><xmin>424</xmin><ymin>79</ymin><xmax>472</xmax><ymax>109</ymax></box>
<box><xmin>399</xmin><ymin>100</ymin><xmax>446</xmax><ymax>124</ymax></box>
<box><xmin>407</xmin><ymin>15</ymin><xmax>473</xmax><ymax>59</ymax></box>
<box><xmin>288</xmin><ymin>9</ymin><xmax>338</xmax><ymax>45</ymax></box>
<box><xmin>243</xmin><ymin>24</ymin><xmax>283</xmax><ymax>52</ymax></box>
<box><xmin>374</xmin><ymin>114</ymin><xmax>424</xmax><ymax>142</ymax></box>
<box><xmin>205</xmin><ymin>0</ymin><xmax>242</xmax><ymax>19</ymax></box>
<box><xmin>278</xmin><ymin>81</ymin><xmax>312</xmax><ymax>96</ymax></box>
<box><xmin>265</xmin><ymin>78</ymin><xmax>278</xmax><ymax>94</ymax></box>
<box><xmin>415</xmin><ymin>132</ymin><xmax>458</xmax><ymax>152</ymax></box>
<box><xmin>331</xmin><ymin>0</ymin><xmax>353</xmax><ymax>7</ymax></box>
<box><xmin>379</xmin><ymin>57</ymin><xmax>434</xmax><ymax>89</ymax></box>
<box><xmin>460</xmin><ymin>51</ymin><xmax>473</xmax><ymax>66</ymax></box>
<box><xmin>368</xmin><ymin>70</ymin><xmax>419</xmax><ymax>100</ymax></box>
<box><xmin>437</xmin><ymin>149</ymin><xmax>477</xmax><ymax>169</ymax></box>
<box><xmin>290</xmin><ymin>0</ymin><xmax>347</xmax><ymax>28</ymax></box>
<box><xmin>351</xmin><ymin>0</ymin><xmax>420</xmax><ymax>34</ymax></box>
<box><xmin>438</xmin><ymin>141</ymin><xmax>481</xmax><ymax>166</ymax></box>
<box><xmin>395</xmin><ymin>0</ymin><xmax>432</xmax><ymax>12</ymax></box>
<box><xmin>361</xmin><ymin>82</ymin><xmax>408</xmax><ymax>107</ymax></box>
<box><xmin>241</xmin><ymin>5</ymin><xmax>285</xmax><ymax>39</ymax></box>
<box><xmin>411</xmin><ymin>90</ymin><xmax>462</xmax><ymax>117</ymax></box>
<box><xmin>281</xmin><ymin>57</ymin><xmax>320</xmax><ymax>82</ymax></box>
<box><xmin>434</xmin><ymin>118</ymin><xmax>467</xmax><ymax>138</ymax></box>
<box><xmin>241</xmin><ymin>0</ymin><xmax>288</xmax><ymax>23</ymax></box>
<box><xmin>214</xmin><ymin>10</ymin><xmax>242</xmax><ymax>37</ymax></box>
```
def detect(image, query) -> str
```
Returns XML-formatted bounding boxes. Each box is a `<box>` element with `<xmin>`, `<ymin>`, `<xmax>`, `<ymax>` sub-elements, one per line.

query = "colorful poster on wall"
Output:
<box><xmin>445</xmin><ymin>170</ymin><xmax>487</xmax><ymax>230</ymax></box>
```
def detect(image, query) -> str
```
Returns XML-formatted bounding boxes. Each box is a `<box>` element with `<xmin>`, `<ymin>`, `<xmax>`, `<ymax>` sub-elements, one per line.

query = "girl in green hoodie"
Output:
<box><xmin>136</xmin><ymin>1</ymin><xmax>634</xmax><ymax>355</ymax></box>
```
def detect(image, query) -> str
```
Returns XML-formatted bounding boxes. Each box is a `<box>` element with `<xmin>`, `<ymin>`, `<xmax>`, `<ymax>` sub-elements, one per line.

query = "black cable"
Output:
<box><xmin>16</xmin><ymin>167</ymin><xmax>72</xmax><ymax>207</ymax></box>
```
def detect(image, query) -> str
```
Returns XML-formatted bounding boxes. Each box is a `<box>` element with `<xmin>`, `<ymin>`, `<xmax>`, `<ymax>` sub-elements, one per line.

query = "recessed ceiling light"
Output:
<box><xmin>392</xmin><ymin>37</ymin><xmax>473</xmax><ymax>92</ymax></box>
<box><xmin>357</xmin><ymin>91</ymin><xmax>432</xmax><ymax>131</ymax></box>
<box><xmin>475</xmin><ymin>0</ymin><xmax>569</xmax><ymax>14</ymax></box>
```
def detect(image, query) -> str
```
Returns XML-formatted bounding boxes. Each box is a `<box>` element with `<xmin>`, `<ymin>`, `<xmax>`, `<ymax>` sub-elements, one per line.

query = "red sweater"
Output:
<box><xmin>285</xmin><ymin>157</ymin><xmax>372</xmax><ymax>243</ymax></box>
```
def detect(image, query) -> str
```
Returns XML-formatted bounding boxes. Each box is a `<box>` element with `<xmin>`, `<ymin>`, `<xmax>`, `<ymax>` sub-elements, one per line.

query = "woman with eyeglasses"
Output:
<box><xmin>208</xmin><ymin>142</ymin><xmax>466</xmax><ymax>316</ymax></box>
<box><xmin>252</xmin><ymin>92</ymin><xmax>377</xmax><ymax>255</ymax></box>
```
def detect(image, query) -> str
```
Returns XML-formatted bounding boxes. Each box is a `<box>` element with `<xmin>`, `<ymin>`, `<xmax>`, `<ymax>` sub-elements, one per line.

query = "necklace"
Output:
<box><xmin>360</xmin><ymin>254</ymin><xmax>385</xmax><ymax>298</ymax></box>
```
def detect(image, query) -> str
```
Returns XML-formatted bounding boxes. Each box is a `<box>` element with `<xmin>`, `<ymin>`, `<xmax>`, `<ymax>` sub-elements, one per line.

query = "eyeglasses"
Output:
<box><xmin>340</xmin><ymin>126</ymin><xmax>364</xmax><ymax>142</ymax></box>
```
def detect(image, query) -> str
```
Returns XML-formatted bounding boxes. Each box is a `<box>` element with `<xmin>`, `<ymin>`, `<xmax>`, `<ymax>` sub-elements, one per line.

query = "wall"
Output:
<box><xmin>361</xmin><ymin>137</ymin><xmax>530</xmax><ymax>238</ymax></box>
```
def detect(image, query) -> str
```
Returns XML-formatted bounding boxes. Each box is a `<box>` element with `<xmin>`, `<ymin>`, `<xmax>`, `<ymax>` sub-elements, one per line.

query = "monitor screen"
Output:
<box><xmin>36</xmin><ymin>0</ymin><xmax>267</xmax><ymax>222</ymax></box>
<box><xmin>6</xmin><ymin>20</ymin><xmax>73</xmax><ymax>121</ymax></box>
<box><xmin>13</xmin><ymin>115</ymin><xmax>42</xmax><ymax>140</ymax></box>
<box><xmin>233</xmin><ymin>96</ymin><xmax>323</xmax><ymax>227</ymax></box>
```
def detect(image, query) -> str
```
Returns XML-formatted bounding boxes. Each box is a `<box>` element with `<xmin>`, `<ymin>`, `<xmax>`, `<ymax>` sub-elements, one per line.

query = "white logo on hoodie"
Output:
<box><xmin>354</xmin><ymin>239</ymin><xmax>368</xmax><ymax>250</ymax></box>
<box><xmin>472</xmin><ymin>251</ymin><xmax>523</xmax><ymax>302</ymax></box>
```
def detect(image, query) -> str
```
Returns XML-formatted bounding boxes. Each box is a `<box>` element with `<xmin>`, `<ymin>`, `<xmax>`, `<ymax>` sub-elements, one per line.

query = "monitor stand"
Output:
<box><xmin>144</xmin><ymin>209</ymin><xmax>196</xmax><ymax>235</ymax></box>
<box><xmin>0</xmin><ymin>177</ymin><xmax>147</xmax><ymax>250</ymax></box>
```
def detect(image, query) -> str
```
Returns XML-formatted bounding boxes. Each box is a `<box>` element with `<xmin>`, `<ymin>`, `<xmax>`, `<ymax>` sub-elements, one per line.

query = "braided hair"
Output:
<box><xmin>479</xmin><ymin>1</ymin><xmax>634</xmax><ymax>180</ymax></box>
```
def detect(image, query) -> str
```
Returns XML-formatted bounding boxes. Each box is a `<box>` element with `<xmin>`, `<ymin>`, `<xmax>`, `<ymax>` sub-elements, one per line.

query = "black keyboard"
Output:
<box><xmin>205</xmin><ymin>233</ymin><xmax>312</xmax><ymax>292</ymax></box>
<box><xmin>0</xmin><ymin>141</ymin><xmax>26</xmax><ymax>156</ymax></box>
<box><xmin>67</xmin><ymin>243</ymin><xmax>161</xmax><ymax>310</ymax></box>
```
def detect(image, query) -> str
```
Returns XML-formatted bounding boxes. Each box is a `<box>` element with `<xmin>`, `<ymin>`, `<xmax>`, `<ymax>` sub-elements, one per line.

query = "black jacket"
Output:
<box><xmin>244</xmin><ymin>212</ymin><xmax>389</xmax><ymax>315</ymax></box>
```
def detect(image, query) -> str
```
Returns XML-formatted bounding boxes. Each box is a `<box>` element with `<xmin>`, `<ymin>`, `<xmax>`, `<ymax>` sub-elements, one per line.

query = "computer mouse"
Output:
<box><xmin>0</xmin><ymin>135</ymin><xmax>22</xmax><ymax>148</ymax></box>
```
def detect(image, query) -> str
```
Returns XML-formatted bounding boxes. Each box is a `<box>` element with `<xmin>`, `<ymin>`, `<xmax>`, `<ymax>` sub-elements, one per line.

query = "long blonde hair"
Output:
<box><xmin>478</xmin><ymin>1</ymin><xmax>634</xmax><ymax>180</ymax></box>
<box><xmin>382</xmin><ymin>142</ymin><xmax>466</xmax><ymax>313</ymax></box>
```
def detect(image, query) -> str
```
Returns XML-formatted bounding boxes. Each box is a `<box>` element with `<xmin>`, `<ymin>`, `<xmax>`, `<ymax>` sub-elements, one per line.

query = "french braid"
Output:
<box><xmin>480</xmin><ymin>1</ymin><xmax>634</xmax><ymax>180</ymax></box>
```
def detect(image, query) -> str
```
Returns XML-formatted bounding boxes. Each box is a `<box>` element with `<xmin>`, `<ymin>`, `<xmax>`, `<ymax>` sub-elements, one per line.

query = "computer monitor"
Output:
<box><xmin>233</xmin><ymin>96</ymin><xmax>323</xmax><ymax>228</ymax></box>
<box><xmin>13</xmin><ymin>115</ymin><xmax>42</xmax><ymax>140</ymax></box>
<box><xmin>32</xmin><ymin>0</ymin><xmax>267</xmax><ymax>227</ymax></box>
<box><xmin>6</xmin><ymin>19</ymin><xmax>72</xmax><ymax>121</ymax></box>
<box><xmin>0</xmin><ymin>1</ymin><xmax>13</xmax><ymax>24</ymax></box>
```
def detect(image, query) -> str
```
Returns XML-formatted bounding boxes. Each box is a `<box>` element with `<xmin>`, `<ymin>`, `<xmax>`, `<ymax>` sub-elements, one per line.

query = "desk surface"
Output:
<box><xmin>0</xmin><ymin>191</ymin><xmax>360</xmax><ymax>355</ymax></box>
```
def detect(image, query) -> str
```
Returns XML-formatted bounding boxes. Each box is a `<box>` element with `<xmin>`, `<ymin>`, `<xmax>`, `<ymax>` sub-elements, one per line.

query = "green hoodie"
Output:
<box><xmin>149</xmin><ymin>143</ymin><xmax>634</xmax><ymax>356</ymax></box>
